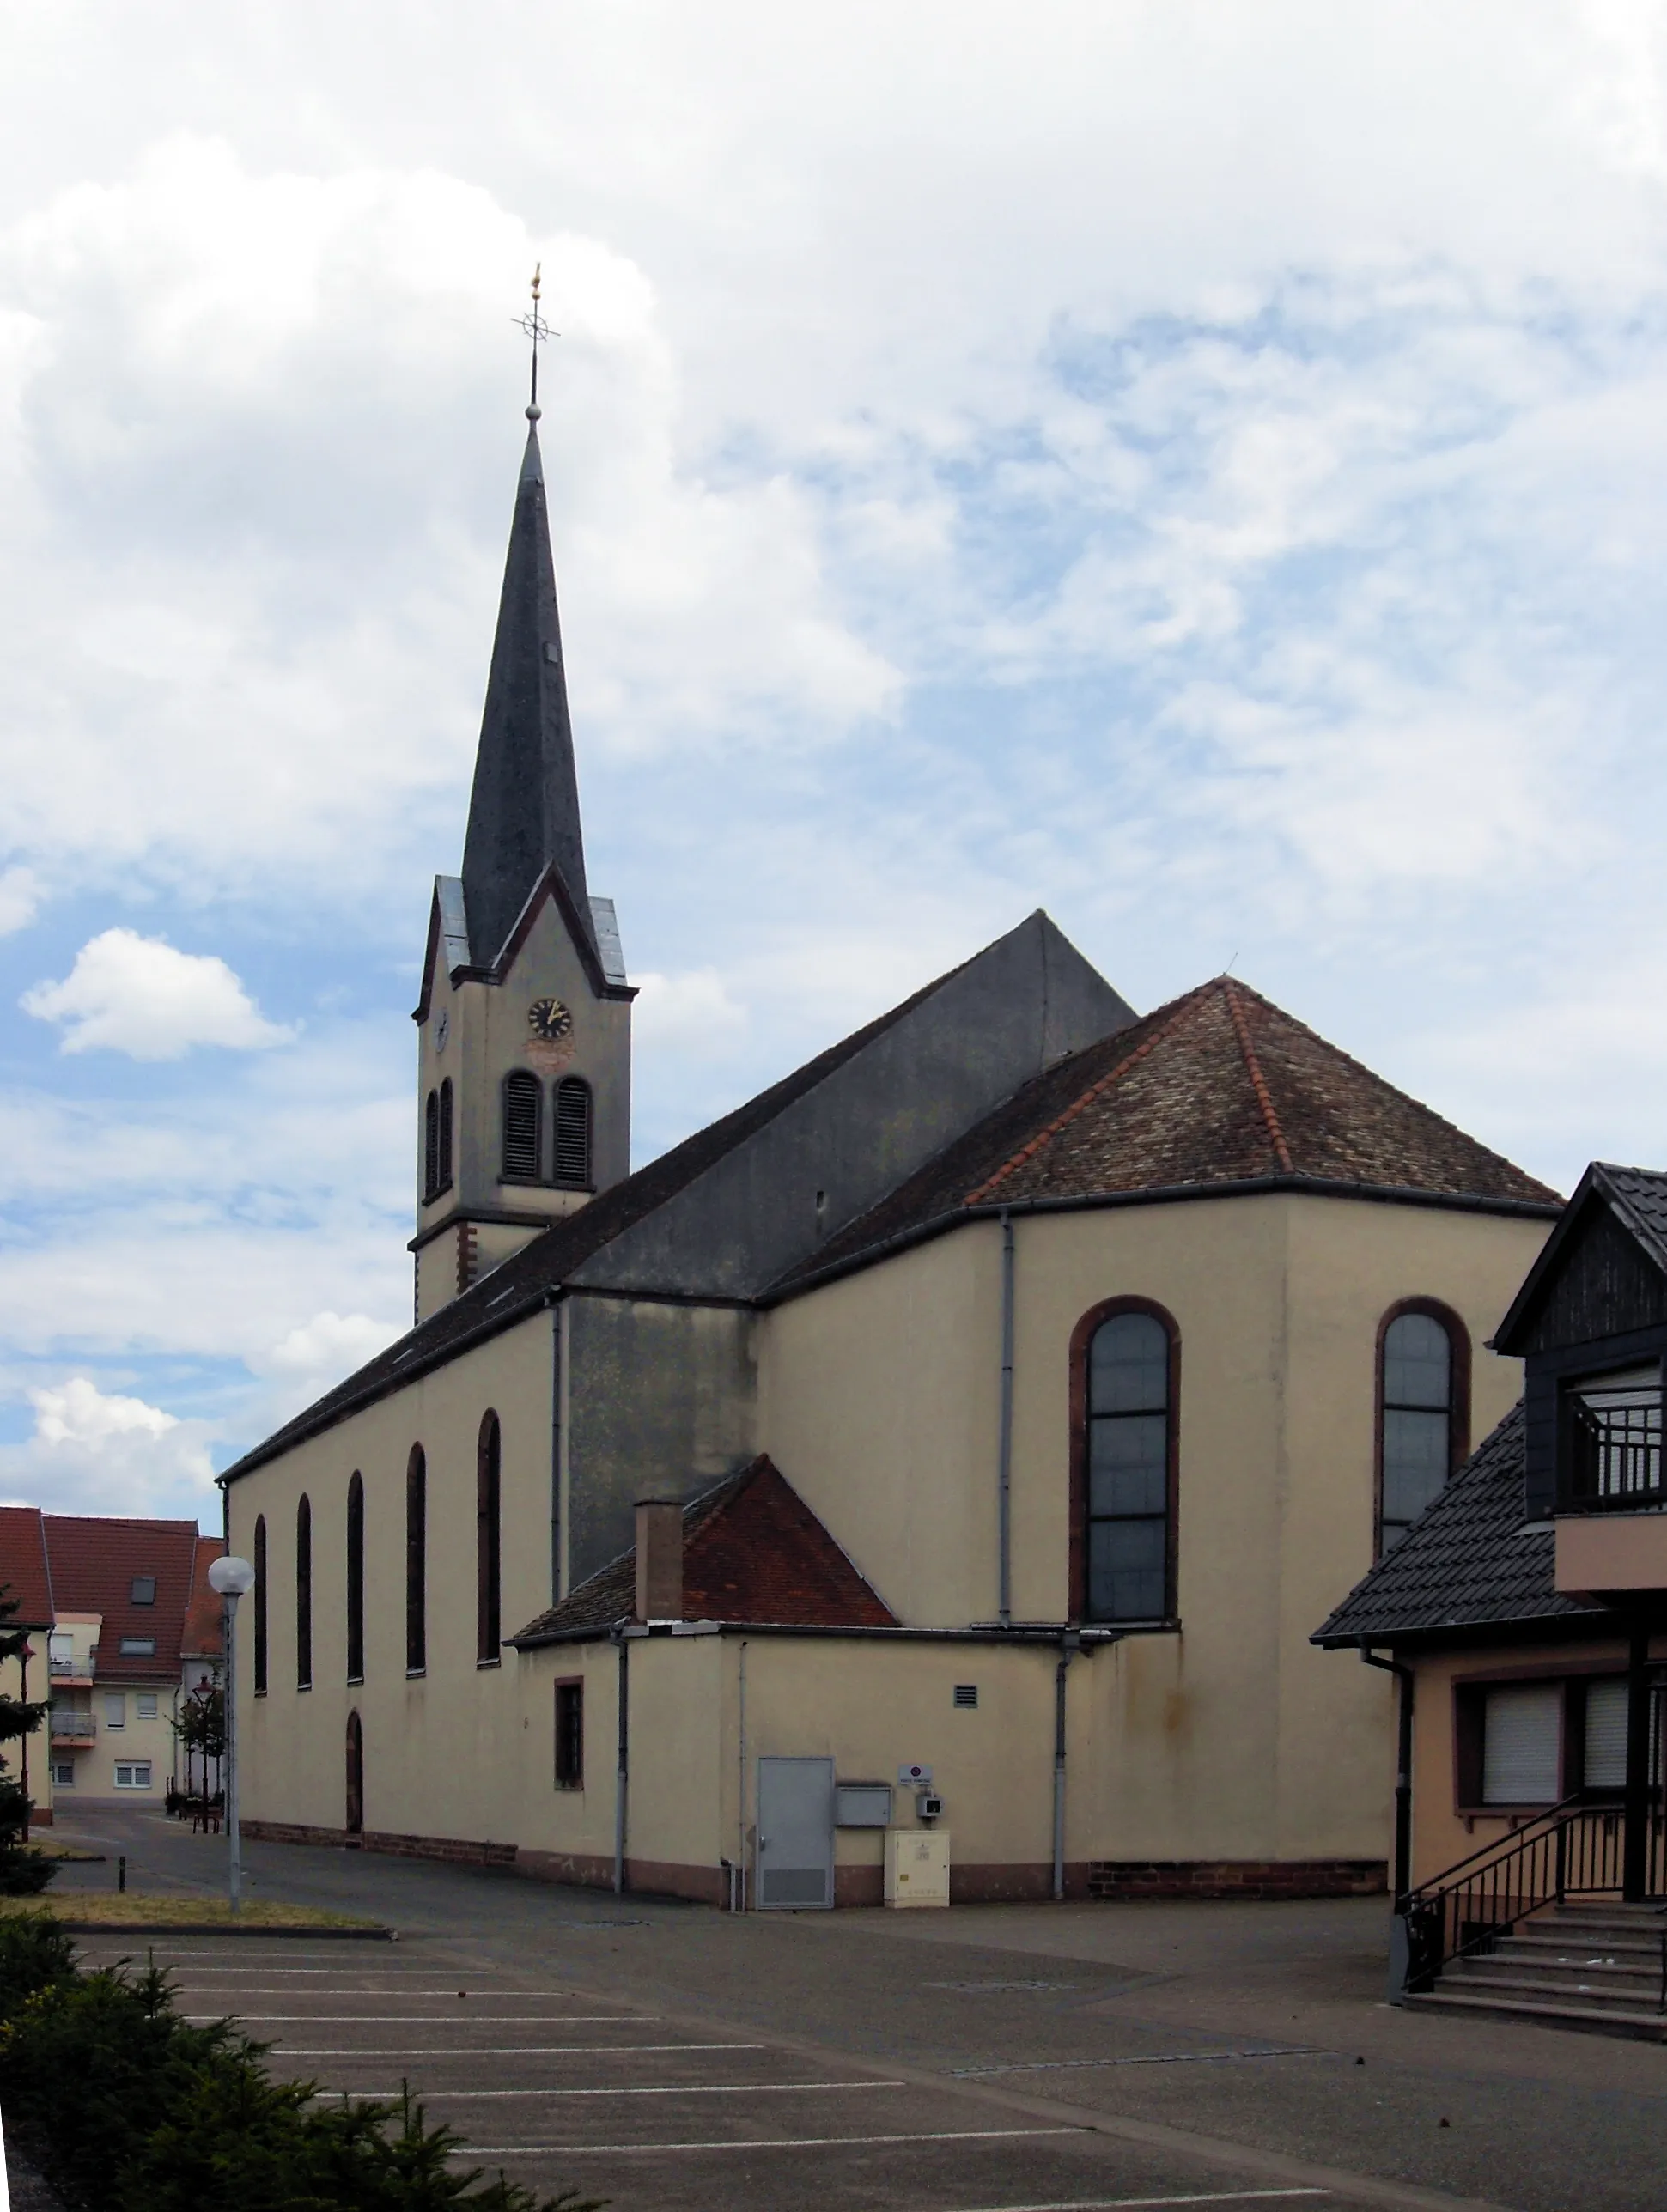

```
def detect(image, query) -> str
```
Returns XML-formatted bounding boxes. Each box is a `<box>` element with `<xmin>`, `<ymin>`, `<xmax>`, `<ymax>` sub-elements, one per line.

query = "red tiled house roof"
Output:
<box><xmin>182</xmin><ymin>1535</ymin><xmax>226</xmax><ymax>1660</ymax></box>
<box><xmin>774</xmin><ymin>976</ymin><xmax>1561</xmax><ymax>1291</ymax></box>
<box><xmin>43</xmin><ymin>1517</ymin><xmax>203</xmax><ymax>1682</ymax></box>
<box><xmin>0</xmin><ymin>1507</ymin><xmax>53</xmax><ymax>1631</ymax></box>
<box><xmin>512</xmin><ymin>1456</ymin><xmax>897</xmax><ymax>1644</ymax></box>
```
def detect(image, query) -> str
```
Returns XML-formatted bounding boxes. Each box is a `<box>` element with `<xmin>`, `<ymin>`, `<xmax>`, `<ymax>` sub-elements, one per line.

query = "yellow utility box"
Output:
<box><xmin>885</xmin><ymin>1828</ymin><xmax>951</xmax><ymax>1906</ymax></box>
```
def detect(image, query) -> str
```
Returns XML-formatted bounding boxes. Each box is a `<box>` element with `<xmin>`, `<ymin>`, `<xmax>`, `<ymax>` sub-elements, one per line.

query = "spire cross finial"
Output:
<box><xmin>517</xmin><ymin>264</ymin><xmax>555</xmax><ymax>420</ymax></box>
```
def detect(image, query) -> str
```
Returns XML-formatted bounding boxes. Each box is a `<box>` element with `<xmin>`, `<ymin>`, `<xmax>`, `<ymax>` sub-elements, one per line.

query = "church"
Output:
<box><xmin>222</xmin><ymin>394</ymin><xmax>1564</xmax><ymax>1907</ymax></box>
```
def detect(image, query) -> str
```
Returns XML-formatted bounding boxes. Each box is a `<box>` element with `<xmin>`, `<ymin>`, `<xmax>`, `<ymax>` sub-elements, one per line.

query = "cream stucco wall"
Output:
<box><xmin>232</xmin><ymin>1312</ymin><xmax>552</xmax><ymax>1840</ymax></box>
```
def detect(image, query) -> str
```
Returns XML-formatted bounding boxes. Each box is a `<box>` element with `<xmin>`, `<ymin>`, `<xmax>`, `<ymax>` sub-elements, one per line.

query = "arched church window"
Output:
<box><xmin>345</xmin><ymin>1472</ymin><xmax>364</xmax><ymax>1684</ymax></box>
<box><xmin>502</xmin><ymin>1072</ymin><xmax>542</xmax><ymax>1182</ymax></box>
<box><xmin>477</xmin><ymin>1412</ymin><xmax>502</xmax><ymax>1665</ymax></box>
<box><xmin>553</xmin><ymin>1078</ymin><xmax>592</xmax><ymax>1188</ymax></box>
<box><xmin>1072</xmin><ymin>1299</ymin><xmax>1179</xmax><ymax>1625</ymax></box>
<box><xmin>295</xmin><ymin>1493</ymin><xmax>313</xmax><ymax>1691</ymax></box>
<box><xmin>437</xmin><ymin>1079</ymin><xmax>454</xmax><ymax>1193</ymax></box>
<box><xmin>252</xmin><ymin>1516</ymin><xmax>268</xmax><ymax>1696</ymax></box>
<box><xmin>423</xmin><ymin>1091</ymin><xmax>440</xmax><ymax>1200</ymax></box>
<box><xmin>405</xmin><ymin>1446</ymin><xmax>426</xmax><ymax>1674</ymax></box>
<box><xmin>1378</xmin><ymin>1304</ymin><xmax>1469</xmax><ymax>1556</ymax></box>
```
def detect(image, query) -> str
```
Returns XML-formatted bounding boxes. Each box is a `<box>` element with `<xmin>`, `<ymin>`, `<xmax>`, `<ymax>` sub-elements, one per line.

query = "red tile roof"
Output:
<box><xmin>512</xmin><ymin>1457</ymin><xmax>898</xmax><ymax>1643</ymax></box>
<box><xmin>776</xmin><ymin>976</ymin><xmax>1561</xmax><ymax>1289</ymax></box>
<box><xmin>182</xmin><ymin>1535</ymin><xmax>226</xmax><ymax>1660</ymax></box>
<box><xmin>43</xmin><ymin>1516</ymin><xmax>203</xmax><ymax>1681</ymax></box>
<box><xmin>0</xmin><ymin>1508</ymin><xmax>53</xmax><ymax>1631</ymax></box>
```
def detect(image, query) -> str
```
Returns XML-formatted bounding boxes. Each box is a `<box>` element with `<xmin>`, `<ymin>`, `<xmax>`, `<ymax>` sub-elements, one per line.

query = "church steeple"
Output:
<box><xmin>459</xmin><ymin>415</ymin><xmax>595</xmax><ymax>971</ymax></box>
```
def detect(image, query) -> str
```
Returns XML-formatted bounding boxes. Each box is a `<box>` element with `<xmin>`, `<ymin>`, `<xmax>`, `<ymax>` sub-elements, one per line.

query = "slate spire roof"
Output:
<box><xmin>776</xmin><ymin>975</ymin><xmax>1560</xmax><ymax>1290</ymax></box>
<box><xmin>510</xmin><ymin>1456</ymin><xmax>898</xmax><ymax>1644</ymax></box>
<box><xmin>459</xmin><ymin>416</ymin><xmax>594</xmax><ymax>971</ymax></box>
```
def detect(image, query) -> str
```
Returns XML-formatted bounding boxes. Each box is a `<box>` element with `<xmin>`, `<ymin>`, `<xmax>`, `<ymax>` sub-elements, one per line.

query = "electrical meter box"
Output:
<box><xmin>885</xmin><ymin>1828</ymin><xmax>951</xmax><ymax>1907</ymax></box>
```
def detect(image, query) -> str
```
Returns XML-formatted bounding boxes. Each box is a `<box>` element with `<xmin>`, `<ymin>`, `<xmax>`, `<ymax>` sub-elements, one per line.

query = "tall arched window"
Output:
<box><xmin>437</xmin><ymin>1078</ymin><xmax>454</xmax><ymax>1192</ymax></box>
<box><xmin>423</xmin><ymin>1089</ymin><xmax>440</xmax><ymax>1200</ymax></box>
<box><xmin>477</xmin><ymin>1412</ymin><xmax>502</xmax><ymax>1665</ymax></box>
<box><xmin>295</xmin><ymin>1493</ymin><xmax>313</xmax><ymax>1691</ymax></box>
<box><xmin>502</xmin><ymin>1072</ymin><xmax>542</xmax><ymax>1182</ymax></box>
<box><xmin>345</xmin><ymin>1471</ymin><xmax>365</xmax><ymax>1684</ymax></box>
<box><xmin>1378</xmin><ymin>1302</ymin><xmax>1469</xmax><ymax>1555</ymax></box>
<box><xmin>405</xmin><ymin>1446</ymin><xmax>427</xmax><ymax>1674</ymax></box>
<box><xmin>553</xmin><ymin>1078</ymin><xmax>592</xmax><ymax>1188</ymax></box>
<box><xmin>1072</xmin><ymin>1299</ymin><xmax>1179</xmax><ymax>1625</ymax></box>
<box><xmin>345</xmin><ymin>1710</ymin><xmax>364</xmax><ymax>1836</ymax></box>
<box><xmin>252</xmin><ymin>1515</ymin><xmax>268</xmax><ymax>1696</ymax></box>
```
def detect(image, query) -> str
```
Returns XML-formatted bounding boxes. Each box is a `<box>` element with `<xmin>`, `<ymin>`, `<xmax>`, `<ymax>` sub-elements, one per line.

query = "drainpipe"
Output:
<box><xmin>1051</xmin><ymin>1630</ymin><xmax>1080</xmax><ymax>1899</ymax></box>
<box><xmin>736</xmin><ymin>1638</ymin><xmax>749</xmax><ymax>1912</ymax></box>
<box><xmin>1360</xmin><ymin>1645</ymin><xmax>1415</xmax><ymax>1907</ymax></box>
<box><xmin>611</xmin><ymin>1627</ymin><xmax>630</xmax><ymax>1896</ymax></box>
<box><xmin>997</xmin><ymin>1210</ymin><xmax>1015</xmax><ymax>1627</ymax></box>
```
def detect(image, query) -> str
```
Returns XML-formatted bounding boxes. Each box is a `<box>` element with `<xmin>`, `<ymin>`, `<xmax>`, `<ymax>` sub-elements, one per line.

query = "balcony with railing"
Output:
<box><xmin>49</xmin><ymin>1710</ymin><xmax>95</xmax><ymax>1743</ymax></box>
<box><xmin>1554</xmin><ymin>1376</ymin><xmax>1667</xmax><ymax>1595</ymax></box>
<box><xmin>47</xmin><ymin>1655</ymin><xmax>96</xmax><ymax>1681</ymax></box>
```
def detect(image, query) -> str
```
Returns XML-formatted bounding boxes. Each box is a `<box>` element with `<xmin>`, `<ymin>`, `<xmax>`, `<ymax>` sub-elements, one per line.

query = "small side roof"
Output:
<box><xmin>1493</xmin><ymin>1162</ymin><xmax>1667</xmax><ymax>1355</ymax></box>
<box><xmin>1312</xmin><ymin>1405</ymin><xmax>1609</xmax><ymax>1647</ymax></box>
<box><xmin>510</xmin><ymin>1456</ymin><xmax>898</xmax><ymax>1645</ymax></box>
<box><xmin>0</xmin><ymin>1508</ymin><xmax>53</xmax><ymax>1630</ymax></box>
<box><xmin>775</xmin><ymin>975</ymin><xmax>1561</xmax><ymax>1294</ymax></box>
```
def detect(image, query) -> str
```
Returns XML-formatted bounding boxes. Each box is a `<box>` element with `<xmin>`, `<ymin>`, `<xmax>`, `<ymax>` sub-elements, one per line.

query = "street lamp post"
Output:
<box><xmin>206</xmin><ymin>1555</ymin><xmax>255</xmax><ymax>1914</ymax></box>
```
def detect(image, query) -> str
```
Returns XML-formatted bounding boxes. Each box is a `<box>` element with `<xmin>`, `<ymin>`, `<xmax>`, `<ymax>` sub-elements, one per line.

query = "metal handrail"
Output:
<box><xmin>1401</xmin><ymin>1796</ymin><xmax>1666</xmax><ymax>1995</ymax></box>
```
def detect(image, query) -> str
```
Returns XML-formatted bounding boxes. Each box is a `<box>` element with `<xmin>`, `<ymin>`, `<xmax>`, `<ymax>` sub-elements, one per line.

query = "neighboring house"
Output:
<box><xmin>0</xmin><ymin>1506</ymin><xmax>57</xmax><ymax>1826</ymax></box>
<box><xmin>220</xmin><ymin>401</ymin><xmax>1562</xmax><ymax>1906</ymax></box>
<box><xmin>1315</xmin><ymin>1164</ymin><xmax>1667</xmax><ymax>2024</ymax></box>
<box><xmin>0</xmin><ymin>1514</ymin><xmax>225</xmax><ymax>1810</ymax></box>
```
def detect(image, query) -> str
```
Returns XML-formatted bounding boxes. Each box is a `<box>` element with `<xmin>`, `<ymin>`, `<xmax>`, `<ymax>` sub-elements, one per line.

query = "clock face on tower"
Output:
<box><xmin>528</xmin><ymin>997</ymin><xmax>573</xmax><ymax>1042</ymax></box>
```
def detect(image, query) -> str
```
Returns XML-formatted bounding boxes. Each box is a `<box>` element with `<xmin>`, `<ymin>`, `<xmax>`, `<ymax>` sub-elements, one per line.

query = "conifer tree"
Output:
<box><xmin>0</xmin><ymin>1586</ymin><xmax>54</xmax><ymax>1894</ymax></box>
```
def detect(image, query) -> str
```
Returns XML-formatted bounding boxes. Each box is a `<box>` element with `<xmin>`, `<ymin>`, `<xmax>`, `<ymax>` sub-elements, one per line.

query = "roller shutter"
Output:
<box><xmin>1481</xmin><ymin>1684</ymin><xmax>1561</xmax><ymax>1804</ymax></box>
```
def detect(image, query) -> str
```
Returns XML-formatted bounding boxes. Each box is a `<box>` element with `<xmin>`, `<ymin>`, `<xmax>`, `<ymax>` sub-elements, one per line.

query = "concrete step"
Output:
<box><xmin>1506</xmin><ymin>1929</ymin><xmax>1661</xmax><ymax>1963</ymax></box>
<box><xmin>1444</xmin><ymin>1966</ymin><xmax>1664</xmax><ymax>2013</ymax></box>
<box><xmin>1406</xmin><ymin>1987</ymin><xmax>1667</xmax><ymax>2041</ymax></box>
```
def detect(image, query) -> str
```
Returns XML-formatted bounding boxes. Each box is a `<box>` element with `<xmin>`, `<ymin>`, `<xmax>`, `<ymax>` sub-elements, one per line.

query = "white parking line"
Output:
<box><xmin>953</xmin><ymin>2051</ymin><xmax>1330</xmax><ymax>2078</ymax></box>
<box><xmin>184</xmin><ymin>2014</ymin><xmax>648</xmax><ymax>2023</ymax></box>
<box><xmin>175</xmin><ymin>1989</ymin><xmax>590</xmax><ymax>1998</ymax></box>
<box><xmin>325</xmin><ymin>2081</ymin><xmax>906</xmax><ymax>2100</ymax></box>
<box><xmin>292</xmin><ymin>2043</ymin><xmax>762</xmax><ymax>2059</ymax></box>
<box><xmin>450</xmin><ymin>2127</ymin><xmax>1086</xmax><ymax>2155</ymax></box>
<box><xmin>940</xmin><ymin>2197</ymin><xmax>1329</xmax><ymax>2210</ymax></box>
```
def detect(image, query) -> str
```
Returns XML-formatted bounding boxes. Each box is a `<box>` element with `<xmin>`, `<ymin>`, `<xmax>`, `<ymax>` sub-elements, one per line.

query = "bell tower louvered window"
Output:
<box><xmin>437</xmin><ymin>1079</ymin><xmax>453</xmax><ymax>1192</ymax></box>
<box><xmin>423</xmin><ymin>1089</ymin><xmax>440</xmax><ymax>1200</ymax></box>
<box><xmin>502</xmin><ymin>1072</ymin><xmax>542</xmax><ymax>1182</ymax></box>
<box><xmin>553</xmin><ymin>1078</ymin><xmax>592</xmax><ymax>1188</ymax></box>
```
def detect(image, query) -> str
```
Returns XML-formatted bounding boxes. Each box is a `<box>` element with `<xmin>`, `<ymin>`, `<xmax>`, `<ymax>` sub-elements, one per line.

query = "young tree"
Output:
<box><xmin>0</xmin><ymin>1585</ymin><xmax>53</xmax><ymax>1895</ymax></box>
<box><xmin>172</xmin><ymin>1686</ymin><xmax>226</xmax><ymax>1802</ymax></box>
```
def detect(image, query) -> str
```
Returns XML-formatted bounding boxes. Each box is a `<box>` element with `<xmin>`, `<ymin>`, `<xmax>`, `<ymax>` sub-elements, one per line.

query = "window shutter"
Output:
<box><xmin>1583</xmin><ymin>1679</ymin><xmax>1627</xmax><ymax>1790</ymax></box>
<box><xmin>553</xmin><ymin>1078</ymin><xmax>592</xmax><ymax>1186</ymax></box>
<box><xmin>502</xmin><ymin>1073</ymin><xmax>542</xmax><ymax>1181</ymax></box>
<box><xmin>423</xmin><ymin>1090</ymin><xmax>439</xmax><ymax>1198</ymax></box>
<box><xmin>437</xmin><ymin>1079</ymin><xmax>453</xmax><ymax>1191</ymax></box>
<box><xmin>1482</xmin><ymin>1683</ymin><xmax>1561</xmax><ymax>1803</ymax></box>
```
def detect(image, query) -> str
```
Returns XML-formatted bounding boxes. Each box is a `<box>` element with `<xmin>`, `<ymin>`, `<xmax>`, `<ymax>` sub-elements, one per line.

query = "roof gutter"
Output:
<box><xmin>508</xmin><ymin>1618</ymin><xmax>1128</xmax><ymax>1655</ymax></box>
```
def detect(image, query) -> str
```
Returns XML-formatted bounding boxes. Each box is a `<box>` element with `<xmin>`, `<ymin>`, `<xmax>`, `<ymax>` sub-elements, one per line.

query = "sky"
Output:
<box><xmin>3</xmin><ymin>0</ymin><xmax>1667</xmax><ymax>1524</ymax></box>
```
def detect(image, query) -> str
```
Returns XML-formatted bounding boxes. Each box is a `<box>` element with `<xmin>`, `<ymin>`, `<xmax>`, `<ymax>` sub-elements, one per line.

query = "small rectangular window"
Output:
<box><xmin>113</xmin><ymin>1760</ymin><xmax>152</xmax><ymax>1790</ymax></box>
<box><xmin>136</xmin><ymin>1692</ymin><xmax>158</xmax><ymax>1721</ymax></box>
<box><xmin>104</xmin><ymin>1693</ymin><xmax>125</xmax><ymax>1729</ymax></box>
<box><xmin>953</xmin><ymin>1684</ymin><xmax>978</xmax><ymax>1708</ymax></box>
<box><xmin>130</xmin><ymin>1577</ymin><xmax>156</xmax><ymax>1606</ymax></box>
<box><xmin>555</xmin><ymin>1679</ymin><xmax>584</xmax><ymax>1790</ymax></box>
<box><xmin>119</xmin><ymin>1637</ymin><xmax>155</xmax><ymax>1657</ymax></box>
<box><xmin>51</xmin><ymin>1760</ymin><xmax>75</xmax><ymax>1787</ymax></box>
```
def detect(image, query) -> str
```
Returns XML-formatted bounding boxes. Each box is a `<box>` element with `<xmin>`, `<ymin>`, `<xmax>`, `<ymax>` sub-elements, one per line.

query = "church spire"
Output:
<box><xmin>459</xmin><ymin>271</ymin><xmax>594</xmax><ymax>971</ymax></box>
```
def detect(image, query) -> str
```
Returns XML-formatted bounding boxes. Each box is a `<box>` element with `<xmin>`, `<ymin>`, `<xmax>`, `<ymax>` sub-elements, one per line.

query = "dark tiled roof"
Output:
<box><xmin>1494</xmin><ymin>1160</ymin><xmax>1667</xmax><ymax>1352</ymax></box>
<box><xmin>43</xmin><ymin>1516</ymin><xmax>203</xmax><ymax>1682</ymax></box>
<box><xmin>1597</xmin><ymin>1164</ymin><xmax>1667</xmax><ymax>1273</ymax></box>
<box><xmin>1313</xmin><ymin>1405</ymin><xmax>1609</xmax><ymax>1644</ymax></box>
<box><xmin>181</xmin><ymin>1535</ymin><xmax>226</xmax><ymax>1660</ymax></box>
<box><xmin>776</xmin><ymin>977</ymin><xmax>1560</xmax><ymax>1291</ymax></box>
<box><xmin>0</xmin><ymin>1508</ymin><xmax>53</xmax><ymax>1630</ymax></box>
<box><xmin>222</xmin><ymin>951</ymin><xmax>972</xmax><ymax>1483</ymax></box>
<box><xmin>511</xmin><ymin>1456</ymin><xmax>898</xmax><ymax>1644</ymax></box>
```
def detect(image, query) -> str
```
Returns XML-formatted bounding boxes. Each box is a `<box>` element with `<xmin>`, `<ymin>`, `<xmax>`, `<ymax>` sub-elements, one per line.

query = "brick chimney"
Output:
<box><xmin>634</xmin><ymin>1499</ymin><xmax>684</xmax><ymax>1623</ymax></box>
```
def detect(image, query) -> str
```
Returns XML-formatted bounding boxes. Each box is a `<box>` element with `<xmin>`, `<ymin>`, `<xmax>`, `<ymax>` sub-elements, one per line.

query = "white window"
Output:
<box><xmin>136</xmin><ymin>1693</ymin><xmax>158</xmax><ymax>1721</ymax></box>
<box><xmin>113</xmin><ymin>1761</ymin><xmax>152</xmax><ymax>1790</ymax></box>
<box><xmin>104</xmin><ymin>1693</ymin><xmax>125</xmax><ymax>1729</ymax></box>
<box><xmin>50</xmin><ymin>1760</ymin><xmax>74</xmax><ymax>1786</ymax></box>
<box><xmin>1482</xmin><ymin>1684</ymin><xmax>1561</xmax><ymax>1805</ymax></box>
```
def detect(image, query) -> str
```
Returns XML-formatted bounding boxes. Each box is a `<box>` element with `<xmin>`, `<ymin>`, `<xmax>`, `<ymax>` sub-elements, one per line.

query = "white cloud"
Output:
<box><xmin>0</xmin><ymin>1376</ymin><xmax>216</xmax><ymax>1517</ymax></box>
<box><xmin>0</xmin><ymin>868</ymin><xmax>37</xmax><ymax>935</ymax></box>
<box><xmin>254</xmin><ymin>1310</ymin><xmax>405</xmax><ymax>1410</ymax></box>
<box><xmin>631</xmin><ymin>969</ymin><xmax>748</xmax><ymax>1054</ymax></box>
<box><xmin>21</xmin><ymin>928</ymin><xmax>295</xmax><ymax>1059</ymax></box>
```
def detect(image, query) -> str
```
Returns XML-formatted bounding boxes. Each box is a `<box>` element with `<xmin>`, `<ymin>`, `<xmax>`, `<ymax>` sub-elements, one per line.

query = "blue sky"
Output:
<box><xmin>3</xmin><ymin>0</ymin><xmax>1667</xmax><ymax>1521</ymax></box>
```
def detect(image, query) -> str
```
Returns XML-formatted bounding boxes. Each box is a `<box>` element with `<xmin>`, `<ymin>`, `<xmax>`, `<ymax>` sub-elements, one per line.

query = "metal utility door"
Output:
<box><xmin>756</xmin><ymin>1756</ymin><xmax>834</xmax><ymax>1909</ymax></box>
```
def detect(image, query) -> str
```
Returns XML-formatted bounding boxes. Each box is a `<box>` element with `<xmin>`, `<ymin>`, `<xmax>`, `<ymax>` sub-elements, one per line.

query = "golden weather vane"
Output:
<box><xmin>516</xmin><ymin>263</ymin><xmax>556</xmax><ymax>419</ymax></box>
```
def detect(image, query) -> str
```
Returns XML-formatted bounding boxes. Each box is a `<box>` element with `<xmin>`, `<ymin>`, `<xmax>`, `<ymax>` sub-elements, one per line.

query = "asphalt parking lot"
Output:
<box><xmin>46</xmin><ymin>1808</ymin><xmax>1667</xmax><ymax>2212</ymax></box>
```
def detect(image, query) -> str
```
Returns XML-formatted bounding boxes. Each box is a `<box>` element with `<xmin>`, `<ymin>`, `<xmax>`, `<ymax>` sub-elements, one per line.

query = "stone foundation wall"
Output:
<box><xmin>1088</xmin><ymin>1858</ymin><xmax>1386</xmax><ymax>1899</ymax></box>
